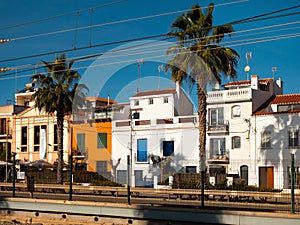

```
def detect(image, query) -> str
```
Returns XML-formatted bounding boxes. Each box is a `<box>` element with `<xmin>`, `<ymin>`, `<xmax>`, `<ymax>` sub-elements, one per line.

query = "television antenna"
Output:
<box><xmin>272</xmin><ymin>67</ymin><xmax>277</xmax><ymax>79</ymax></box>
<box><xmin>158</xmin><ymin>64</ymin><xmax>164</xmax><ymax>90</ymax></box>
<box><xmin>244</xmin><ymin>52</ymin><xmax>252</xmax><ymax>80</ymax></box>
<box><xmin>137</xmin><ymin>58</ymin><xmax>144</xmax><ymax>92</ymax></box>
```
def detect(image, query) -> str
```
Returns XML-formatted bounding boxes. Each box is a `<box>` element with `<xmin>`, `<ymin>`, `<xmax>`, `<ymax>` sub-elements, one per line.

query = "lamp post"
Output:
<box><xmin>291</xmin><ymin>153</ymin><xmax>295</xmax><ymax>213</ymax></box>
<box><xmin>11</xmin><ymin>152</ymin><xmax>16</xmax><ymax>197</ymax></box>
<box><xmin>69</xmin><ymin>152</ymin><xmax>73</xmax><ymax>201</ymax></box>
<box><xmin>0</xmin><ymin>39</ymin><xmax>10</xmax><ymax>44</ymax></box>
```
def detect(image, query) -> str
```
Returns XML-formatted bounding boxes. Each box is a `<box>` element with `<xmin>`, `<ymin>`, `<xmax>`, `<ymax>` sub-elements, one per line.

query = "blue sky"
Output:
<box><xmin>0</xmin><ymin>0</ymin><xmax>300</xmax><ymax>107</ymax></box>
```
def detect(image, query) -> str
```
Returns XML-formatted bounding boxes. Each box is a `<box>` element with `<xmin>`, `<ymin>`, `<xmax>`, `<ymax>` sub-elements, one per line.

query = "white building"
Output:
<box><xmin>112</xmin><ymin>86</ymin><xmax>199</xmax><ymax>187</ymax></box>
<box><xmin>205</xmin><ymin>74</ymin><xmax>300</xmax><ymax>189</ymax></box>
<box><xmin>251</xmin><ymin>94</ymin><xmax>300</xmax><ymax>189</ymax></box>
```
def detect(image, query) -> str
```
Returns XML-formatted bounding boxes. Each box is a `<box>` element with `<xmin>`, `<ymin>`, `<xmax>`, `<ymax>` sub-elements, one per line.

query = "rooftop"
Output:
<box><xmin>131</xmin><ymin>88</ymin><xmax>176</xmax><ymax>98</ymax></box>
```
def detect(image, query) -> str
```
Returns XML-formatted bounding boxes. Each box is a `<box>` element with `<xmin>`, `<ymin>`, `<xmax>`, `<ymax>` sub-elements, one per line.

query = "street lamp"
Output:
<box><xmin>0</xmin><ymin>39</ymin><xmax>10</xmax><ymax>44</ymax></box>
<box><xmin>0</xmin><ymin>68</ymin><xmax>11</xmax><ymax>73</ymax></box>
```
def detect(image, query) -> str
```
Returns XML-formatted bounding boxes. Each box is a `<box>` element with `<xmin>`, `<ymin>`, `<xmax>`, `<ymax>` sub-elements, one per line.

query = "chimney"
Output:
<box><xmin>251</xmin><ymin>75</ymin><xmax>258</xmax><ymax>90</ymax></box>
<box><xmin>176</xmin><ymin>81</ymin><xmax>180</xmax><ymax>98</ymax></box>
<box><xmin>276</xmin><ymin>77</ymin><xmax>283</xmax><ymax>88</ymax></box>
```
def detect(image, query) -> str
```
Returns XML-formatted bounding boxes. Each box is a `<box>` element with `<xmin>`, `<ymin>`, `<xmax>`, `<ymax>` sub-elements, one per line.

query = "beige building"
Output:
<box><xmin>13</xmin><ymin>86</ymin><xmax>70</xmax><ymax>164</ymax></box>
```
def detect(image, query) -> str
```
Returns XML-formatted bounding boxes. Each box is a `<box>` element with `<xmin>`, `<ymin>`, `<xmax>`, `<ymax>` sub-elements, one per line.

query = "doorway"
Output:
<box><xmin>240</xmin><ymin>165</ymin><xmax>248</xmax><ymax>185</ymax></box>
<box><xmin>259</xmin><ymin>167</ymin><xmax>274</xmax><ymax>188</ymax></box>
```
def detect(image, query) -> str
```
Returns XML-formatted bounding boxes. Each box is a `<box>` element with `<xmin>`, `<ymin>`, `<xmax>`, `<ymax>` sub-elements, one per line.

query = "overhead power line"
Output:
<box><xmin>1</xmin><ymin>18</ymin><xmax>300</xmax><ymax>78</ymax></box>
<box><xmin>1</xmin><ymin>3</ymin><xmax>300</xmax><ymax>65</ymax></box>
<box><xmin>10</xmin><ymin>0</ymin><xmax>249</xmax><ymax>42</ymax></box>
<box><xmin>0</xmin><ymin>0</ymin><xmax>128</xmax><ymax>31</ymax></box>
<box><xmin>1</xmin><ymin>30</ymin><xmax>300</xmax><ymax>82</ymax></box>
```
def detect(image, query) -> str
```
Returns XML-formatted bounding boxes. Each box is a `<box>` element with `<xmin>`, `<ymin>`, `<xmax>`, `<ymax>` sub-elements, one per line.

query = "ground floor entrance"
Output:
<box><xmin>259</xmin><ymin>166</ymin><xmax>274</xmax><ymax>188</ymax></box>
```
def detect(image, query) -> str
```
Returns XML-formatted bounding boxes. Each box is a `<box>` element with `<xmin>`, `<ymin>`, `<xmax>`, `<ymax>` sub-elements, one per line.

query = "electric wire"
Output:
<box><xmin>0</xmin><ymin>0</ymin><xmax>128</xmax><ymax>31</ymax></box>
<box><xmin>2</xmin><ymin>19</ymin><xmax>300</xmax><ymax>78</ymax></box>
<box><xmin>9</xmin><ymin>0</ymin><xmax>249</xmax><ymax>42</ymax></box>
<box><xmin>1</xmin><ymin>31</ymin><xmax>299</xmax><ymax>82</ymax></box>
<box><xmin>1</xmin><ymin>1</ymin><xmax>298</xmax><ymax>64</ymax></box>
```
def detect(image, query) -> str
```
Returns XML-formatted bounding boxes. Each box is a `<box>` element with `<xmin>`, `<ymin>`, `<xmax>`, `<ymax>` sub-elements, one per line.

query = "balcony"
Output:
<box><xmin>0</xmin><ymin>128</ymin><xmax>12</xmax><ymax>139</ymax></box>
<box><xmin>207</xmin><ymin>88</ymin><xmax>251</xmax><ymax>103</ymax></box>
<box><xmin>207</xmin><ymin>150</ymin><xmax>229</xmax><ymax>164</ymax></box>
<box><xmin>207</xmin><ymin>121</ymin><xmax>229</xmax><ymax>134</ymax></box>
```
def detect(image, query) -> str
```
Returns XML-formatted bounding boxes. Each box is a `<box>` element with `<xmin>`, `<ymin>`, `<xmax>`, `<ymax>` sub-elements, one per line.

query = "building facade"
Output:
<box><xmin>14</xmin><ymin>85</ymin><xmax>70</xmax><ymax>164</ymax></box>
<box><xmin>112</xmin><ymin>86</ymin><xmax>199</xmax><ymax>187</ymax></box>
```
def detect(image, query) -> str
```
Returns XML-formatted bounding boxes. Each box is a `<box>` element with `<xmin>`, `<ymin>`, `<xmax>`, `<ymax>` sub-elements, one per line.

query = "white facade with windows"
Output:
<box><xmin>112</xmin><ymin>86</ymin><xmax>199</xmax><ymax>187</ymax></box>
<box><xmin>251</xmin><ymin>94</ymin><xmax>300</xmax><ymax>189</ymax></box>
<box><xmin>206</xmin><ymin>74</ymin><xmax>300</xmax><ymax>189</ymax></box>
<box><xmin>111</xmin><ymin>74</ymin><xmax>299</xmax><ymax>189</ymax></box>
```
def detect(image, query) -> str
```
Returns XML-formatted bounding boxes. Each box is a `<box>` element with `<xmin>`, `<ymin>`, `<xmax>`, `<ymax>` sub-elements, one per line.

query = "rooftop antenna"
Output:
<box><xmin>272</xmin><ymin>67</ymin><xmax>277</xmax><ymax>79</ymax></box>
<box><xmin>244</xmin><ymin>52</ymin><xmax>252</xmax><ymax>80</ymax></box>
<box><xmin>137</xmin><ymin>58</ymin><xmax>144</xmax><ymax>92</ymax></box>
<box><xmin>158</xmin><ymin>64</ymin><xmax>164</xmax><ymax>90</ymax></box>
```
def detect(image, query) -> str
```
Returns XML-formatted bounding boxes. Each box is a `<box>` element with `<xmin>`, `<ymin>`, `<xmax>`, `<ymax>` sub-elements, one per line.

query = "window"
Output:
<box><xmin>134</xmin><ymin>100</ymin><xmax>139</xmax><ymax>106</ymax></box>
<box><xmin>163</xmin><ymin>97</ymin><xmax>168</xmax><ymax>103</ymax></box>
<box><xmin>53</xmin><ymin>125</ymin><xmax>58</xmax><ymax>151</ymax></box>
<box><xmin>186</xmin><ymin>166</ymin><xmax>196</xmax><ymax>173</ymax></box>
<box><xmin>117</xmin><ymin>170</ymin><xmax>127</xmax><ymax>184</ymax></box>
<box><xmin>232</xmin><ymin>136</ymin><xmax>241</xmax><ymax>149</ymax></box>
<box><xmin>96</xmin><ymin>161</ymin><xmax>108</xmax><ymax>174</ymax></box>
<box><xmin>77</xmin><ymin>133</ymin><xmax>86</xmax><ymax>157</ymax></box>
<box><xmin>232</xmin><ymin>105</ymin><xmax>241</xmax><ymax>118</ymax></box>
<box><xmin>209</xmin><ymin>108</ymin><xmax>224</xmax><ymax>125</ymax></box>
<box><xmin>149</xmin><ymin>98</ymin><xmax>154</xmax><ymax>105</ymax></box>
<box><xmin>163</xmin><ymin>141</ymin><xmax>174</xmax><ymax>156</ymax></box>
<box><xmin>0</xmin><ymin>118</ymin><xmax>6</xmax><ymax>135</ymax></box>
<box><xmin>97</xmin><ymin>133</ymin><xmax>107</xmax><ymax>149</ymax></box>
<box><xmin>278</xmin><ymin>104</ymin><xmax>300</xmax><ymax>112</ymax></box>
<box><xmin>40</xmin><ymin>125</ymin><xmax>47</xmax><ymax>159</ymax></box>
<box><xmin>210</xmin><ymin>138</ymin><xmax>226</xmax><ymax>158</ymax></box>
<box><xmin>34</xmin><ymin>126</ymin><xmax>40</xmax><ymax>152</ymax></box>
<box><xmin>261</xmin><ymin>130</ymin><xmax>272</xmax><ymax>149</ymax></box>
<box><xmin>21</xmin><ymin>126</ymin><xmax>27</xmax><ymax>152</ymax></box>
<box><xmin>132</xmin><ymin>112</ymin><xmax>140</xmax><ymax>119</ymax></box>
<box><xmin>288</xmin><ymin>130</ymin><xmax>299</xmax><ymax>148</ymax></box>
<box><xmin>137</xmin><ymin>139</ymin><xmax>148</xmax><ymax>162</ymax></box>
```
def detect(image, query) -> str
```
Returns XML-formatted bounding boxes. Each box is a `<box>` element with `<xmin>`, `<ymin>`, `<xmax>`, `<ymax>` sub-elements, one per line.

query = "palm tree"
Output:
<box><xmin>31</xmin><ymin>54</ymin><xmax>87</xmax><ymax>184</ymax></box>
<box><xmin>166</xmin><ymin>3</ymin><xmax>239</xmax><ymax>206</ymax></box>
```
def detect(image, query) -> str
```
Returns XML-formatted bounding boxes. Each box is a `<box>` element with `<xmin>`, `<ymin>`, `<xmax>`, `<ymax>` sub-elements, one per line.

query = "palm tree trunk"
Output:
<box><xmin>56</xmin><ymin>111</ymin><xmax>64</xmax><ymax>184</ymax></box>
<box><xmin>197</xmin><ymin>83</ymin><xmax>207</xmax><ymax>207</ymax></box>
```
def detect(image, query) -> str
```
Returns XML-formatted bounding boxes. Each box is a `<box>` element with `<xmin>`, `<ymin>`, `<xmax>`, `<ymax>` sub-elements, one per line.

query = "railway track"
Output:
<box><xmin>0</xmin><ymin>182</ymin><xmax>299</xmax><ymax>212</ymax></box>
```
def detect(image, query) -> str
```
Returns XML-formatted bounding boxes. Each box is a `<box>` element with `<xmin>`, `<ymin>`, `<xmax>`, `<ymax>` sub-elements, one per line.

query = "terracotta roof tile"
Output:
<box><xmin>269</xmin><ymin>94</ymin><xmax>300</xmax><ymax>105</ymax></box>
<box><xmin>253</xmin><ymin>94</ymin><xmax>300</xmax><ymax>116</ymax></box>
<box><xmin>132</xmin><ymin>88</ymin><xmax>176</xmax><ymax>97</ymax></box>
<box><xmin>223</xmin><ymin>78</ymin><xmax>273</xmax><ymax>87</ymax></box>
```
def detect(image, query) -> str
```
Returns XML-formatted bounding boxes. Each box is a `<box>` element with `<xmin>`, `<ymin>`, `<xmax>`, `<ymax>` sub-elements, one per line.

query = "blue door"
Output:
<box><xmin>137</xmin><ymin>139</ymin><xmax>147</xmax><ymax>162</ymax></box>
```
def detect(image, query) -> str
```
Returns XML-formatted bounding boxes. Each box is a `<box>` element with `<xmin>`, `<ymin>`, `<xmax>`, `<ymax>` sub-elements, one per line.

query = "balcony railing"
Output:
<box><xmin>207</xmin><ymin>88</ymin><xmax>251</xmax><ymax>103</ymax></box>
<box><xmin>207</xmin><ymin>121</ymin><xmax>229</xmax><ymax>134</ymax></box>
<box><xmin>207</xmin><ymin>150</ymin><xmax>229</xmax><ymax>164</ymax></box>
<box><xmin>0</xmin><ymin>128</ymin><xmax>12</xmax><ymax>139</ymax></box>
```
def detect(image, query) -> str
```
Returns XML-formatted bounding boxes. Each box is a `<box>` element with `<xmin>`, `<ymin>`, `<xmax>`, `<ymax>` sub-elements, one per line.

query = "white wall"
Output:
<box><xmin>251</xmin><ymin>113</ymin><xmax>300</xmax><ymax>189</ymax></box>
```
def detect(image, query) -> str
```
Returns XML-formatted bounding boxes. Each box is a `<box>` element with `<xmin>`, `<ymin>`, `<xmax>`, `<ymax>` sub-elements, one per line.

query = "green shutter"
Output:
<box><xmin>97</xmin><ymin>133</ymin><xmax>107</xmax><ymax>149</ymax></box>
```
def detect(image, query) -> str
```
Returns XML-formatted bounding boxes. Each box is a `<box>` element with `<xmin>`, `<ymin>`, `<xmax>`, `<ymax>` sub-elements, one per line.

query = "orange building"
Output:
<box><xmin>71</xmin><ymin>97</ymin><xmax>115</xmax><ymax>179</ymax></box>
